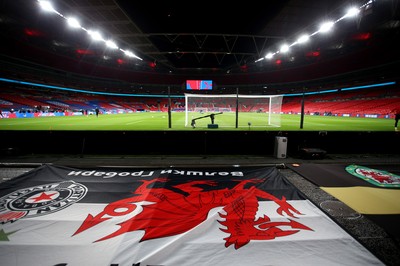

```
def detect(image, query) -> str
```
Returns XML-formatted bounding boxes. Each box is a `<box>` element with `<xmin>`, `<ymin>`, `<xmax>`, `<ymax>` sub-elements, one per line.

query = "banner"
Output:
<box><xmin>0</xmin><ymin>165</ymin><xmax>383</xmax><ymax>266</ymax></box>
<box><xmin>345</xmin><ymin>164</ymin><xmax>400</xmax><ymax>188</ymax></box>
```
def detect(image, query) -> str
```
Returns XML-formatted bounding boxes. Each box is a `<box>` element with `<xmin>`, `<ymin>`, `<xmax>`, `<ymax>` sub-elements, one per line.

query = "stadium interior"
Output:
<box><xmin>0</xmin><ymin>1</ymin><xmax>400</xmax><ymax>265</ymax></box>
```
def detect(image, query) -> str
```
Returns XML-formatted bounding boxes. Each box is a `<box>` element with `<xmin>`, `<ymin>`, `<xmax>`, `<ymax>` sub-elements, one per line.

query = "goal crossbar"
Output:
<box><xmin>184</xmin><ymin>93</ymin><xmax>283</xmax><ymax>128</ymax></box>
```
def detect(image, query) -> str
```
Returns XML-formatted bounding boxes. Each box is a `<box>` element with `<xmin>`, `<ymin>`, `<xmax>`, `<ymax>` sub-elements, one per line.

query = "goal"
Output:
<box><xmin>184</xmin><ymin>93</ymin><xmax>283</xmax><ymax>128</ymax></box>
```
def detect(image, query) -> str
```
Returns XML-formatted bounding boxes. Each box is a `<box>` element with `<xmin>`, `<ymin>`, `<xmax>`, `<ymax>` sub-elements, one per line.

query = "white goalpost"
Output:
<box><xmin>184</xmin><ymin>93</ymin><xmax>283</xmax><ymax>128</ymax></box>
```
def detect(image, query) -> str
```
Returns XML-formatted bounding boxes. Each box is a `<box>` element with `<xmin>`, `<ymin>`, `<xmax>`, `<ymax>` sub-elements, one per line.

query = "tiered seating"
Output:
<box><xmin>62</xmin><ymin>100</ymin><xmax>93</xmax><ymax>110</ymax></box>
<box><xmin>0</xmin><ymin>93</ymin><xmax>58</xmax><ymax>110</ymax></box>
<box><xmin>0</xmin><ymin>98</ymin><xmax>26</xmax><ymax>110</ymax></box>
<box><xmin>1</xmin><ymin>82</ymin><xmax>398</xmax><ymax>119</ymax></box>
<box><xmin>282</xmin><ymin>87</ymin><xmax>400</xmax><ymax>116</ymax></box>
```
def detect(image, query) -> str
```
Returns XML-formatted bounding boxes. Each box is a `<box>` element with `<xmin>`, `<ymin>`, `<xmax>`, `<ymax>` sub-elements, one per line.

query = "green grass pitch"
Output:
<box><xmin>0</xmin><ymin>112</ymin><xmax>395</xmax><ymax>131</ymax></box>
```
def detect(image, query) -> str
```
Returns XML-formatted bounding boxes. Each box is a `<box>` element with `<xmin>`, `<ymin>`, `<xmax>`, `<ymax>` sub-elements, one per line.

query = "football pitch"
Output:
<box><xmin>0</xmin><ymin>112</ymin><xmax>395</xmax><ymax>131</ymax></box>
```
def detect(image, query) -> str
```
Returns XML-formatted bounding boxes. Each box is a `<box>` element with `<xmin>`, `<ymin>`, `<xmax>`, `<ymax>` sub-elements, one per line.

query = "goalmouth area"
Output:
<box><xmin>185</xmin><ymin>93</ymin><xmax>283</xmax><ymax>128</ymax></box>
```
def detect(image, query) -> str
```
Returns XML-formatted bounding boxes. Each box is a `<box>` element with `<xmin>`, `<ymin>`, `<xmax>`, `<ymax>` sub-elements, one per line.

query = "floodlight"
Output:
<box><xmin>319</xmin><ymin>21</ymin><xmax>334</xmax><ymax>33</ymax></box>
<box><xmin>106</xmin><ymin>40</ymin><xmax>118</xmax><ymax>49</ymax></box>
<box><xmin>124</xmin><ymin>50</ymin><xmax>135</xmax><ymax>57</ymax></box>
<box><xmin>280</xmin><ymin>44</ymin><xmax>289</xmax><ymax>53</ymax></box>
<box><xmin>38</xmin><ymin>1</ymin><xmax>56</xmax><ymax>13</ymax></box>
<box><xmin>88</xmin><ymin>30</ymin><xmax>103</xmax><ymax>41</ymax></box>
<box><xmin>265</xmin><ymin>53</ymin><xmax>273</xmax><ymax>59</ymax></box>
<box><xmin>345</xmin><ymin>7</ymin><xmax>360</xmax><ymax>18</ymax></box>
<box><xmin>297</xmin><ymin>34</ymin><xmax>310</xmax><ymax>44</ymax></box>
<box><xmin>67</xmin><ymin>17</ymin><xmax>81</xmax><ymax>28</ymax></box>
<box><xmin>120</xmin><ymin>49</ymin><xmax>143</xmax><ymax>60</ymax></box>
<box><xmin>36</xmin><ymin>0</ymin><xmax>141</xmax><ymax>61</ymax></box>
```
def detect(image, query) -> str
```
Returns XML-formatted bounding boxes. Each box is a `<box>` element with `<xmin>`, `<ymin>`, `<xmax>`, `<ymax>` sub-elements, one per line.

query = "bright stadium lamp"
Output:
<box><xmin>345</xmin><ymin>7</ymin><xmax>360</xmax><ymax>18</ymax></box>
<box><xmin>265</xmin><ymin>52</ymin><xmax>274</xmax><ymax>59</ymax></box>
<box><xmin>123</xmin><ymin>50</ymin><xmax>134</xmax><ymax>57</ymax></box>
<box><xmin>38</xmin><ymin>0</ymin><xmax>56</xmax><ymax>13</ymax></box>
<box><xmin>120</xmin><ymin>49</ymin><xmax>143</xmax><ymax>60</ymax></box>
<box><xmin>297</xmin><ymin>34</ymin><xmax>310</xmax><ymax>44</ymax></box>
<box><xmin>88</xmin><ymin>30</ymin><xmax>103</xmax><ymax>41</ymax></box>
<box><xmin>319</xmin><ymin>21</ymin><xmax>334</xmax><ymax>33</ymax></box>
<box><xmin>106</xmin><ymin>40</ymin><xmax>118</xmax><ymax>49</ymax></box>
<box><xmin>337</xmin><ymin>7</ymin><xmax>360</xmax><ymax>22</ymax></box>
<box><xmin>36</xmin><ymin>0</ymin><xmax>142</xmax><ymax>61</ymax></box>
<box><xmin>67</xmin><ymin>17</ymin><xmax>81</xmax><ymax>28</ymax></box>
<box><xmin>280</xmin><ymin>44</ymin><xmax>289</xmax><ymax>53</ymax></box>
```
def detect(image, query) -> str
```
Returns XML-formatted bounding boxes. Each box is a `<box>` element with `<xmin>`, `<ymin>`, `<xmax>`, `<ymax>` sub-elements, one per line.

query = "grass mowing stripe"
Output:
<box><xmin>0</xmin><ymin>113</ymin><xmax>395</xmax><ymax>131</ymax></box>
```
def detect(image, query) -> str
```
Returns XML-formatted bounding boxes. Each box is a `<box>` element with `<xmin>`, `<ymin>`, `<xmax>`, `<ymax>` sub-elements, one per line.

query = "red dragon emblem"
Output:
<box><xmin>73</xmin><ymin>178</ymin><xmax>312</xmax><ymax>249</ymax></box>
<box><xmin>358</xmin><ymin>169</ymin><xmax>397</xmax><ymax>184</ymax></box>
<box><xmin>346</xmin><ymin>164</ymin><xmax>400</xmax><ymax>188</ymax></box>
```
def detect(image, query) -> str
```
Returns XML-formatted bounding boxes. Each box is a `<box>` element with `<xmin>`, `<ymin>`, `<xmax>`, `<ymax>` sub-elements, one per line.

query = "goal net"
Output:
<box><xmin>185</xmin><ymin>93</ymin><xmax>283</xmax><ymax>128</ymax></box>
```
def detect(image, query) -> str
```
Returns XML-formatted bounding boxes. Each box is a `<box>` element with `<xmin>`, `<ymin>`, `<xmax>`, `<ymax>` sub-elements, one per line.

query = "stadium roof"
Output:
<box><xmin>1</xmin><ymin>0</ymin><xmax>399</xmax><ymax>76</ymax></box>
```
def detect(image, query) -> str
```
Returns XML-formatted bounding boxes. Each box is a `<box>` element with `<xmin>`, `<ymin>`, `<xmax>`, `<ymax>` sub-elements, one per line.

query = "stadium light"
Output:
<box><xmin>261</xmin><ymin>1</ymin><xmax>368</xmax><ymax>62</ymax></box>
<box><xmin>38</xmin><ymin>0</ymin><xmax>56</xmax><ymax>13</ymax></box>
<box><xmin>88</xmin><ymin>30</ymin><xmax>103</xmax><ymax>41</ymax></box>
<box><xmin>106</xmin><ymin>40</ymin><xmax>118</xmax><ymax>49</ymax></box>
<box><xmin>318</xmin><ymin>21</ymin><xmax>334</xmax><ymax>33</ymax></box>
<box><xmin>265</xmin><ymin>53</ymin><xmax>274</xmax><ymax>59</ymax></box>
<box><xmin>344</xmin><ymin>7</ymin><xmax>360</xmax><ymax>18</ymax></box>
<box><xmin>297</xmin><ymin>34</ymin><xmax>310</xmax><ymax>44</ymax></box>
<box><xmin>67</xmin><ymin>17</ymin><xmax>81</xmax><ymax>29</ymax></box>
<box><xmin>280</xmin><ymin>44</ymin><xmax>289</xmax><ymax>53</ymax></box>
<box><xmin>123</xmin><ymin>50</ymin><xmax>134</xmax><ymax>57</ymax></box>
<box><xmin>36</xmin><ymin>0</ymin><xmax>142</xmax><ymax>61</ymax></box>
<box><xmin>122</xmin><ymin>50</ymin><xmax>142</xmax><ymax>60</ymax></box>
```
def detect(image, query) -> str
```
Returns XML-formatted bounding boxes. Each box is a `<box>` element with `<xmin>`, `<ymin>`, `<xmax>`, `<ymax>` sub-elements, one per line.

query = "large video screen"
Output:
<box><xmin>186</xmin><ymin>80</ymin><xmax>213</xmax><ymax>90</ymax></box>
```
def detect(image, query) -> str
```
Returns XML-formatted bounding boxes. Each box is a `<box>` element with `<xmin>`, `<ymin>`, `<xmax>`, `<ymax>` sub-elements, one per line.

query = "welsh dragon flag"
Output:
<box><xmin>0</xmin><ymin>165</ymin><xmax>383</xmax><ymax>266</ymax></box>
